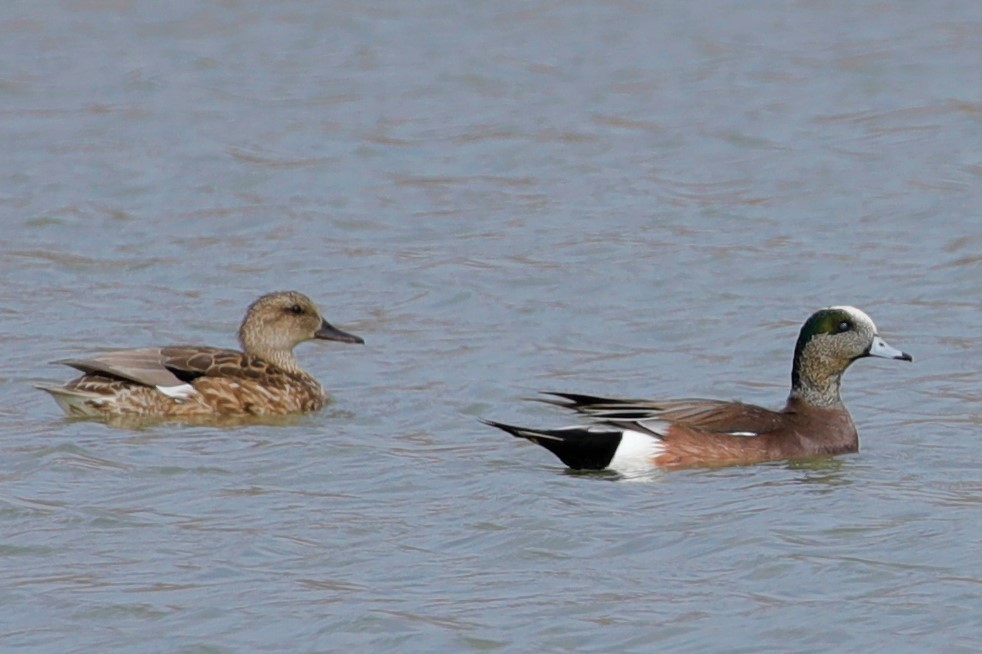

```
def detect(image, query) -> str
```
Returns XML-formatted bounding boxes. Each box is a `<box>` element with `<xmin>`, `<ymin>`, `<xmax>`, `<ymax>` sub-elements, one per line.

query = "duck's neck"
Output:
<box><xmin>244</xmin><ymin>345</ymin><xmax>324</xmax><ymax>399</ymax></box>
<box><xmin>258</xmin><ymin>349</ymin><xmax>302</xmax><ymax>375</ymax></box>
<box><xmin>790</xmin><ymin>355</ymin><xmax>844</xmax><ymax>408</ymax></box>
<box><xmin>238</xmin><ymin>327</ymin><xmax>303</xmax><ymax>375</ymax></box>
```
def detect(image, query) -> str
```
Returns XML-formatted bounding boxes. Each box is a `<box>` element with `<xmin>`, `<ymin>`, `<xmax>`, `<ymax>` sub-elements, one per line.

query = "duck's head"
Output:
<box><xmin>238</xmin><ymin>291</ymin><xmax>363</xmax><ymax>362</ymax></box>
<box><xmin>791</xmin><ymin>305</ymin><xmax>911</xmax><ymax>405</ymax></box>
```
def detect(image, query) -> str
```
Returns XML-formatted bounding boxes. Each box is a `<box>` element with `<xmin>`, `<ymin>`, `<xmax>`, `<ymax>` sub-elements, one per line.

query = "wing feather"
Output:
<box><xmin>56</xmin><ymin>346</ymin><xmax>250</xmax><ymax>389</ymax></box>
<box><xmin>539</xmin><ymin>392</ymin><xmax>787</xmax><ymax>434</ymax></box>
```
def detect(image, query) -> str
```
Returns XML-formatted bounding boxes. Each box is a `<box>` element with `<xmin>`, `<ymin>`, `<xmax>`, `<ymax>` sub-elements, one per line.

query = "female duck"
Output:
<box><xmin>36</xmin><ymin>291</ymin><xmax>363</xmax><ymax>419</ymax></box>
<box><xmin>485</xmin><ymin>306</ymin><xmax>912</xmax><ymax>471</ymax></box>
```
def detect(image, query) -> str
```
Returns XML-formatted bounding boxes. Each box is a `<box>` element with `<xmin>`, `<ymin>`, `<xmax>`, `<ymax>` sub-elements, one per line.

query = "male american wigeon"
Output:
<box><xmin>484</xmin><ymin>306</ymin><xmax>912</xmax><ymax>472</ymax></box>
<box><xmin>35</xmin><ymin>291</ymin><xmax>363</xmax><ymax>419</ymax></box>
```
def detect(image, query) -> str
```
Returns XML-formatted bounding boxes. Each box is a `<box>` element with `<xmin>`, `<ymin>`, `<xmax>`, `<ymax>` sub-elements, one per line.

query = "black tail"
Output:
<box><xmin>482</xmin><ymin>419</ymin><xmax>622</xmax><ymax>470</ymax></box>
<box><xmin>536</xmin><ymin>392</ymin><xmax>624</xmax><ymax>409</ymax></box>
<box><xmin>537</xmin><ymin>392</ymin><xmax>659</xmax><ymax>420</ymax></box>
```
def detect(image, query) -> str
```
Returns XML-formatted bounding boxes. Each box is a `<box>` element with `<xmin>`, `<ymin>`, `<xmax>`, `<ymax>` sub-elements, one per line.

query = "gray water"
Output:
<box><xmin>2</xmin><ymin>1</ymin><xmax>980</xmax><ymax>652</ymax></box>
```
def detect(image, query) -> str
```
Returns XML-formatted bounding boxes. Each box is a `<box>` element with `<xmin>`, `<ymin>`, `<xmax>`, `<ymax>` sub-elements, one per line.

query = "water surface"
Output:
<box><xmin>1</xmin><ymin>1</ymin><xmax>980</xmax><ymax>652</ymax></box>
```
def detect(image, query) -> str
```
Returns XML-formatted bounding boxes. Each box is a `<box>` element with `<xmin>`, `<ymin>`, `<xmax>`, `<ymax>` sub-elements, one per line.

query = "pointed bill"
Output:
<box><xmin>315</xmin><ymin>319</ymin><xmax>364</xmax><ymax>344</ymax></box>
<box><xmin>868</xmin><ymin>335</ymin><xmax>912</xmax><ymax>361</ymax></box>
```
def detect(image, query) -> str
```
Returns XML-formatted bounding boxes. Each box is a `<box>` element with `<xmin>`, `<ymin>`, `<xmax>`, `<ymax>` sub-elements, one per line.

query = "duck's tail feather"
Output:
<box><xmin>34</xmin><ymin>384</ymin><xmax>106</xmax><ymax>417</ymax></box>
<box><xmin>483</xmin><ymin>418</ymin><xmax>662</xmax><ymax>471</ymax></box>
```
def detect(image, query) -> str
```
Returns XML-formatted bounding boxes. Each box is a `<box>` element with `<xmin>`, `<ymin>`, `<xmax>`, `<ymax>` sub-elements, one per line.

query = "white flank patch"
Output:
<box><xmin>608</xmin><ymin>428</ymin><xmax>665</xmax><ymax>473</ymax></box>
<box><xmin>155</xmin><ymin>383</ymin><xmax>197</xmax><ymax>400</ymax></box>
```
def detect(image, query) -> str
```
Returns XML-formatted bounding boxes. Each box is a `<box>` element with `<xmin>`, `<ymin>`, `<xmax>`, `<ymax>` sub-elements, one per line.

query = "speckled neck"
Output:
<box><xmin>789</xmin><ymin>363</ymin><xmax>843</xmax><ymax>407</ymax></box>
<box><xmin>788</xmin><ymin>309</ymin><xmax>864</xmax><ymax>408</ymax></box>
<box><xmin>251</xmin><ymin>346</ymin><xmax>324</xmax><ymax>397</ymax></box>
<box><xmin>789</xmin><ymin>339</ymin><xmax>847</xmax><ymax>408</ymax></box>
<box><xmin>237</xmin><ymin>317</ymin><xmax>301</xmax><ymax>374</ymax></box>
<box><xmin>260</xmin><ymin>349</ymin><xmax>302</xmax><ymax>375</ymax></box>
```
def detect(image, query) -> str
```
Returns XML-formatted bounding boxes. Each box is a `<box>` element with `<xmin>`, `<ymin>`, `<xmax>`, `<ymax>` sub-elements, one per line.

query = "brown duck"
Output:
<box><xmin>36</xmin><ymin>291</ymin><xmax>363</xmax><ymax>419</ymax></box>
<box><xmin>484</xmin><ymin>306</ymin><xmax>912</xmax><ymax>471</ymax></box>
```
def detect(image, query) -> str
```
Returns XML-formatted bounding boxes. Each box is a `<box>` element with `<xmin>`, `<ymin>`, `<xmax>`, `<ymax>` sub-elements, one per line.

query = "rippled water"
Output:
<box><xmin>2</xmin><ymin>1</ymin><xmax>980</xmax><ymax>652</ymax></box>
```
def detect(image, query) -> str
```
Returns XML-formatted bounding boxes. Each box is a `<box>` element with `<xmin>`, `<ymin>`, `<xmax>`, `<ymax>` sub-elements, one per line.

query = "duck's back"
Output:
<box><xmin>43</xmin><ymin>346</ymin><xmax>326</xmax><ymax>418</ymax></box>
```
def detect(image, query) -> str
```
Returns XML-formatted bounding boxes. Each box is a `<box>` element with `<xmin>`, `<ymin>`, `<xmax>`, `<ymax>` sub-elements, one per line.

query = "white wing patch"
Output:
<box><xmin>728</xmin><ymin>431</ymin><xmax>758</xmax><ymax>437</ymax></box>
<box><xmin>155</xmin><ymin>383</ymin><xmax>197</xmax><ymax>400</ymax></box>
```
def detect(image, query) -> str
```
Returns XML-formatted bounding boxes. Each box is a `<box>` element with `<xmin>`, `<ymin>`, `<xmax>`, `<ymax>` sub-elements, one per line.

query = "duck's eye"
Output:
<box><xmin>288</xmin><ymin>304</ymin><xmax>304</xmax><ymax>315</ymax></box>
<box><xmin>837</xmin><ymin>320</ymin><xmax>851</xmax><ymax>332</ymax></box>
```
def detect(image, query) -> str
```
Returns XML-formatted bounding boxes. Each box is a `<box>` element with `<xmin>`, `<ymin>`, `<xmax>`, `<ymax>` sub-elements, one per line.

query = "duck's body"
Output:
<box><xmin>485</xmin><ymin>306</ymin><xmax>912</xmax><ymax>472</ymax></box>
<box><xmin>36</xmin><ymin>291</ymin><xmax>363</xmax><ymax>419</ymax></box>
<box><xmin>39</xmin><ymin>346</ymin><xmax>329</xmax><ymax>417</ymax></box>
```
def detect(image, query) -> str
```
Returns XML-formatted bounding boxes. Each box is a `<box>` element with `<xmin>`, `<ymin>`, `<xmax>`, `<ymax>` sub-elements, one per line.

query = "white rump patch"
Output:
<box><xmin>155</xmin><ymin>383</ymin><xmax>197</xmax><ymax>400</ymax></box>
<box><xmin>608</xmin><ymin>428</ymin><xmax>665</xmax><ymax>473</ymax></box>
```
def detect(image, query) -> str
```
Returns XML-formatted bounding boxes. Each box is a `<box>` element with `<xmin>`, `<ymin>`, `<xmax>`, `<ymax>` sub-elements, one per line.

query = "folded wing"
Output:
<box><xmin>55</xmin><ymin>346</ymin><xmax>245</xmax><ymax>390</ymax></box>
<box><xmin>538</xmin><ymin>392</ymin><xmax>787</xmax><ymax>435</ymax></box>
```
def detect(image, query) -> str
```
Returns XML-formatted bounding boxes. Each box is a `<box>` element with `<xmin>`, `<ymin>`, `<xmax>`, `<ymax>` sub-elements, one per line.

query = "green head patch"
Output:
<box><xmin>795</xmin><ymin>307</ymin><xmax>857</xmax><ymax>351</ymax></box>
<box><xmin>791</xmin><ymin>306</ymin><xmax>875</xmax><ymax>385</ymax></box>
